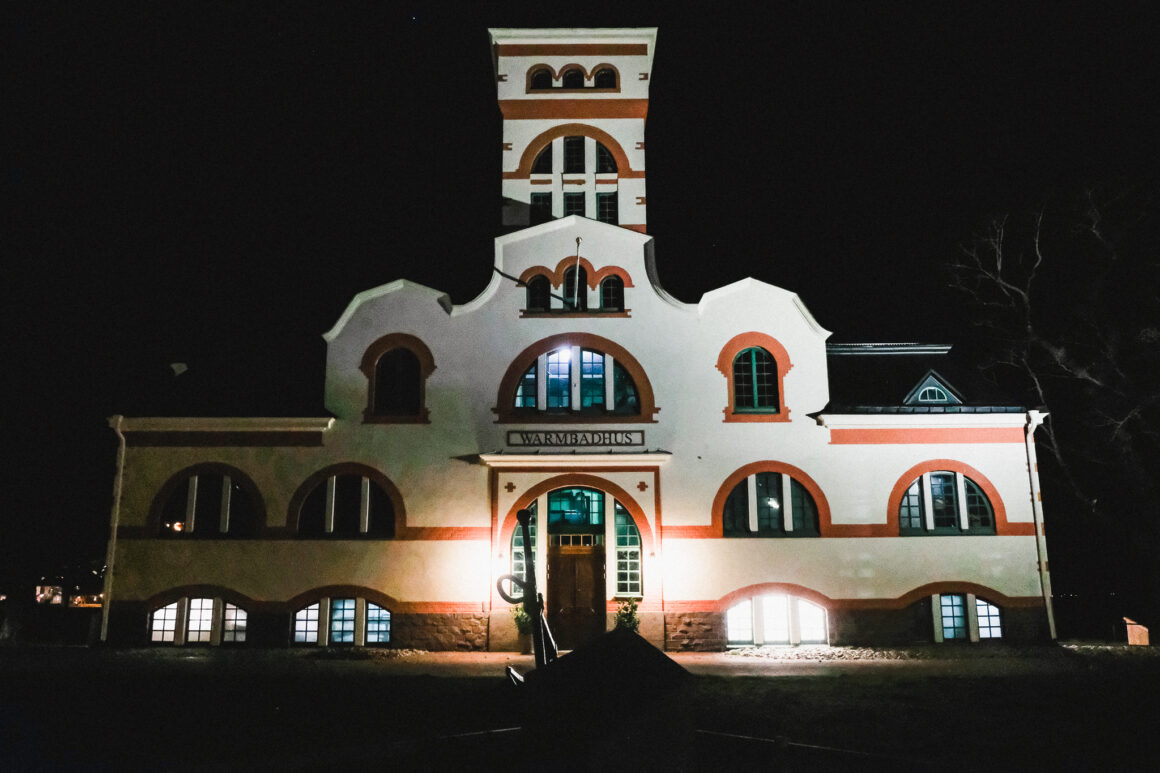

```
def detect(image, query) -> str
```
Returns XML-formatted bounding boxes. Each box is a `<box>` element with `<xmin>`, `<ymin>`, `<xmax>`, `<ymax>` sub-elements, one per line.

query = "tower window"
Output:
<box><xmin>593</xmin><ymin>68</ymin><xmax>617</xmax><ymax>89</ymax></box>
<box><xmin>563</xmin><ymin>266</ymin><xmax>588</xmax><ymax>311</ymax></box>
<box><xmin>532</xmin><ymin>144</ymin><xmax>552</xmax><ymax>174</ymax></box>
<box><xmin>564</xmin><ymin>136</ymin><xmax>585</xmax><ymax>173</ymax></box>
<box><xmin>600</xmin><ymin>276</ymin><xmax>624</xmax><ymax>311</ymax></box>
<box><xmin>564</xmin><ymin>192</ymin><xmax>586</xmax><ymax>217</ymax></box>
<box><xmin>525</xmin><ymin>274</ymin><xmax>550</xmax><ymax>312</ymax></box>
<box><xmin>561</xmin><ymin>68</ymin><xmax>584</xmax><ymax>89</ymax></box>
<box><xmin>596</xmin><ymin>192</ymin><xmax>618</xmax><ymax>224</ymax></box>
<box><xmin>530</xmin><ymin>193</ymin><xmax>553</xmax><ymax>225</ymax></box>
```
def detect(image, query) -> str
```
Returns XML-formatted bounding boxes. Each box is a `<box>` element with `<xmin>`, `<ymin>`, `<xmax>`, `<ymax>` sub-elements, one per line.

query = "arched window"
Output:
<box><xmin>931</xmin><ymin>593</ymin><xmax>1003</xmax><ymax>642</ymax></box>
<box><xmin>293</xmin><ymin>597</ymin><xmax>392</xmax><ymax>646</ymax></box>
<box><xmin>563</xmin><ymin>266</ymin><xmax>588</xmax><ymax>311</ymax></box>
<box><xmin>548</xmin><ymin>487</ymin><xmax>604</xmax><ymax>540</ymax></box>
<box><xmin>360</xmin><ymin>334</ymin><xmax>435</xmax><ymax>423</ymax></box>
<box><xmin>525</xmin><ymin>274</ymin><xmax>550</xmax><ymax>311</ymax></box>
<box><xmin>374</xmin><ymin>349</ymin><xmax>420</xmax><ymax>416</ymax></box>
<box><xmin>722</xmin><ymin>471</ymin><xmax>819</xmax><ymax>537</ymax></box>
<box><xmin>149</xmin><ymin>597</ymin><xmax>248</xmax><ymax>645</ymax></box>
<box><xmin>512</xmin><ymin>347</ymin><xmax>639</xmax><ymax>415</ymax></box>
<box><xmin>511</xmin><ymin>502</ymin><xmax>537</xmax><ymax>583</ymax></box>
<box><xmin>156</xmin><ymin>465</ymin><xmax>261</xmax><ymax>538</ymax></box>
<box><xmin>531</xmin><ymin>143</ymin><xmax>553</xmax><ymax>174</ymax></box>
<box><xmin>561</xmin><ymin>68</ymin><xmax>584</xmax><ymax>89</ymax></box>
<box><xmin>529</xmin><ymin>67</ymin><xmax>553</xmax><ymax>90</ymax></box>
<box><xmin>596</xmin><ymin>142</ymin><xmax>617</xmax><ymax>173</ymax></box>
<box><xmin>295</xmin><ymin>469</ymin><xmax>397</xmax><ymax>538</ymax></box>
<box><xmin>614</xmin><ymin>503</ymin><xmax>642</xmax><ymax>596</ymax></box>
<box><xmin>593</xmin><ymin>68</ymin><xmax>617</xmax><ymax>89</ymax></box>
<box><xmin>733</xmin><ymin>347</ymin><xmax>778</xmax><ymax>412</ymax></box>
<box><xmin>726</xmin><ymin>595</ymin><xmax>828</xmax><ymax>645</ymax></box>
<box><xmin>918</xmin><ymin>385</ymin><xmax>949</xmax><ymax>402</ymax></box>
<box><xmin>899</xmin><ymin>471</ymin><xmax>995</xmax><ymax>535</ymax></box>
<box><xmin>600</xmin><ymin>276</ymin><xmax>624</xmax><ymax>311</ymax></box>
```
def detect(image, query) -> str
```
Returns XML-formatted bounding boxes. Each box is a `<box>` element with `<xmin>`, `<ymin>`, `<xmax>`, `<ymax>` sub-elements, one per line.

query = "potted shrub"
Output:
<box><xmin>614</xmin><ymin>598</ymin><xmax>641</xmax><ymax>633</ymax></box>
<box><xmin>512</xmin><ymin>604</ymin><xmax>533</xmax><ymax>653</ymax></box>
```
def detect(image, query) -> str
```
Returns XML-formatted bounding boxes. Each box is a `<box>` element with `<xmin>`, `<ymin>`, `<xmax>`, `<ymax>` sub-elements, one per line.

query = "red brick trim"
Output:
<box><xmin>146</xmin><ymin>462</ymin><xmax>268</xmax><ymax>538</ymax></box>
<box><xmin>830</xmin><ymin>427</ymin><xmax>1025</xmax><ymax>444</ymax></box>
<box><xmin>359</xmin><ymin>333</ymin><xmax>435</xmax><ymax>424</ymax></box>
<box><xmin>886</xmin><ymin>459</ymin><xmax>1030</xmax><ymax>536</ymax></box>
<box><xmin>518</xmin><ymin>257</ymin><xmax>633</xmax><ymax>292</ymax></box>
<box><xmin>716</xmin><ymin>332</ymin><xmax>793</xmax><ymax>423</ymax></box>
<box><xmin>493</xmin><ymin>333</ymin><xmax>658</xmax><ymax>423</ymax></box>
<box><xmin>524</xmin><ymin>63</ymin><xmax>622</xmax><ymax>94</ymax></box>
<box><xmin>504</xmin><ymin>123</ymin><xmax>637</xmax><ymax>179</ymax></box>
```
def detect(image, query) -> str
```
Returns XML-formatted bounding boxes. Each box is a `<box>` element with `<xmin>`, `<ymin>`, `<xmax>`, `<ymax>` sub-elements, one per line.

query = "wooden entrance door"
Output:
<box><xmin>547</xmin><ymin>544</ymin><xmax>605</xmax><ymax>650</ymax></box>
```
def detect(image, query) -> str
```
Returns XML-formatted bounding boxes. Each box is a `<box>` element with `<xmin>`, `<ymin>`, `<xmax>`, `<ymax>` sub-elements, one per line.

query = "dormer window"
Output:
<box><xmin>918</xmin><ymin>386</ymin><xmax>949</xmax><ymax>403</ymax></box>
<box><xmin>903</xmin><ymin>371</ymin><xmax>963</xmax><ymax>407</ymax></box>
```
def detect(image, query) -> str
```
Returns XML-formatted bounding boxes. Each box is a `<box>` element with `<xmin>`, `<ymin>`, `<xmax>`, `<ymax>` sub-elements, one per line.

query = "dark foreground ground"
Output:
<box><xmin>2</xmin><ymin>644</ymin><xmax>1159</xmax><ymax>772</ymax></box>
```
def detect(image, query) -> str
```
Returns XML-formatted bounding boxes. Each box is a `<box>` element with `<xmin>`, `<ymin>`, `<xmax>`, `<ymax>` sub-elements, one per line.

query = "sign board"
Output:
<box><xmin>507</xmin><ymin>430</ymin><xmax>644</xmax><ymax>447</ymax></box>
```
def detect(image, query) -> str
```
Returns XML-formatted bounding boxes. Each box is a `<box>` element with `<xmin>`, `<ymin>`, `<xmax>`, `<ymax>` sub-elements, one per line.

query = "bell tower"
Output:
<box><xmin>489</xmin><ymin>28</ymin><xmax>657</xmax><ymax>234</ymax></box>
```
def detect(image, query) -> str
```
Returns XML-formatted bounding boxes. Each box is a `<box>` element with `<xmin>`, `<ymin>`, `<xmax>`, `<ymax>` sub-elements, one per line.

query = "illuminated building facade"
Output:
<box><xmin>102</xmin><ymin>28</ymin><xmax>1055</xmax><ymax>650</ymax></box>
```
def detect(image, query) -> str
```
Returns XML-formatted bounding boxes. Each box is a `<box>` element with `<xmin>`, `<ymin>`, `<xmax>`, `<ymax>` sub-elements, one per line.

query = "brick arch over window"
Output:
<box><xmin>518</xmin><ymin>257</ymin><xmax>634</xmax><ymax>291</ymax></box>
<box><xmin>500</xmin><ymin>473</ymin><xmax>656</xmax><ymax>558</ymax></box>
<box><xmin>711</xmin><ymin>461</ymin><xmax>832</xmax><ymax>536</ymax></box>
<box><xmin>506</xmin><ymin>124</ymin><xmax>641</xmax><ymax>180</ymax></box>
<box><xmin>286</xmin><ymin>585</ymin><xmax>403</xmax><ymax>614</ymax></box>
<box><xmin>145</xmin><ymin>585</ymin><xmax>258</xmax><ymax>612</ymax></box>
<box><xmin>886</xmin><ymin>459</ymin><xmax>1031</xmax><ymax>536</ymax></box>
<box><xmin>148</xmin><ymin>462</ymin><xmax>266</xmax><ymax>537</ymax></box>
<box><xmin>359</xmin><ymin>333</ymin><xmax>435</xmax><ymax>424</ymax></box>
<box><xmin>287</xmin><ymin>462</ymin><xmax>406</xmax><ymax>537</ymax></box>
<box><xmin>887</xmin><ymin>582</ymin><xmax>1042</xmax><ymax>610</ymax></box>
<box><xmin>715</xmin><ymin>583</ymin><xmax>835</xmax><ymax>613</ymax></box>
<box><xmin>494</xmin><ymin>332</ymin><xmax>658</xmax><ymax>423</ymax></box>
<box><xmin>715</xmin><ymin>332</ymin><xmax>793</xmax><ymax>423</ymax></box>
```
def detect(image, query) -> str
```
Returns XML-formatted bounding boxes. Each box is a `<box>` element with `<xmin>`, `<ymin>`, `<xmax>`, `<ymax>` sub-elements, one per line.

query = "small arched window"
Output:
<box><xmin>529</xmin><ymin>67</ymin><xmax>553</xmax><ymax>90</ymax></box>
<box><xmin>374</xmin><ymin>349</ymin><xmax>420</xmax><ymax>416</ymax></box>
<box><xmin>526</xmin><ymin>274</ymin><xmax>550</xmax><ymax>311</ymax></box>
<box><xmin>563</xmin><ymin>266</ymin><xmax>588</xmax><ymax>311</ymax></box>
<box><xmin>600</xmin><ymin>276</ymin><xmax>624</xmax><ymax>311</ymax></box>
<box><xmin>532</xmin><ymin>143</ymin><xmax>553</xmax><ymax>174</ymax></box>
<box><xmin>722</xmin><ymin>471</ymin><xmax>819</xmax><ymax>537</ymax></box>
<box><xmin>593</xmin><ymin>68</ymin><xmax>617</xmax><ymax>89</ymax></box>
<box><xmin>899</xmin><ymin>471</ymin><xmax>996</xmax><ymax>535</ymax></box>
<box><xmin>561</xmin><ymin>68</ymin><xmax>584</xmax><ymax>89</ymax></box>
<box><xmin>157</xmin><ymin>466</ymin><xmax>261</xmax><ymax>538</ymax></box>
<box><xmin>918</xmin><ymin>386</ymin><xmax>949</xmax><ymax>402</ymax></box>
<box><xmin>297</xmin><ymin>471</ymin><xmax>396</xmax><ymax>538</ymax></box>
<box><xmin>732</xmin><ymin>347</ymin><xmax>778</xmax><ymax>412</ymax></box>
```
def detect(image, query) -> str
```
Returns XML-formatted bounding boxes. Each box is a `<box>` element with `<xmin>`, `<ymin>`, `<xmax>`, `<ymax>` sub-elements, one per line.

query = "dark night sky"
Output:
<box><xmin>5</xmin><ymin>3</ymin><xmax>1159</xmax><ymax>580</ymax></box>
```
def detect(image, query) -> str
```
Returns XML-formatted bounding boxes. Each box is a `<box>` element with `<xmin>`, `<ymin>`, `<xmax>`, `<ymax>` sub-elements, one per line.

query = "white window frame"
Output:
<box><xmin>151</xmin><ymin>596</ymin><xmax>247</xmax><ymax>646</ymax></box>
<box><xmin>910</xmin><ymin>471</ymin><xmax>987</xmax><ymax>534</ymax></box>
<box><xmin>931</xmin><ymin>593</ymin><xmax>1002</xmax><ymax>643</ymax></box>
<box><xmin>726</xmin><ymin>595</ymin><xmax>829</xmax><ymax>646</ymax></box>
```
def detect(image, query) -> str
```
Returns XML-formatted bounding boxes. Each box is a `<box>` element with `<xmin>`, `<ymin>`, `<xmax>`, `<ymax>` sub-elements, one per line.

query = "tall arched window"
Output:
<box><xmin>155</xmin><ymin>464</ymin><xmax>262</xmax><ymax>538</ymax></box>
<box><xmin>733</xmin><ymin>347</ymin><xmax>778</xmax><ymax>412</ymax></box>
<box><xmin>295</xmin><ymin>468</ymin><xmax>397</xmax><ymax>538</ymax></box>
<box><xmin>563</xmin><ymin>266</ymin><xmax>588</xmax><ymax>311</ymax></box>
<box><xmin>614</xmin><ymin>503</ymin><xmax>642</xmax><ymax>596</ymax></box>
<box><xmin>600</xmin><ymin>276</ymin><xmax>624</xmax><ymax>311</ymax></box>
<box><xmin>360</xmin><ymin>333</ymin><xmax>435</xmax><ymax>423</ymax></box>
<box><xmin>374</xmin><ymin>349</ymin><xmax>420</xmax><ymax>416</ymax></box>
<box><xmin>525</xmin><ymin>274</ymin><xmax>550</xmax><ymax>311</ymax></box>
<box><xmin>722</xmin><ymin>471</ymin><xmax>819</xmax><ymax>537</ymax></box>
<box><xmin>898</xmin><ymin>471</ymin><xmax>996</xmax><ymax>535</ymax></box>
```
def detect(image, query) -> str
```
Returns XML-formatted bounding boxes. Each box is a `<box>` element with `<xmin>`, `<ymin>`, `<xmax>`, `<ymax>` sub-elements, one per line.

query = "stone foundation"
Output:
<box><xmin>664</xmin><ymin>611</ymin><xmax>726</xmax><ymax>651</ymax></box>
<box><xmin>393</xmin><ymin>612</ymin><xmax>489</xmax><ymax>651</ymax></box>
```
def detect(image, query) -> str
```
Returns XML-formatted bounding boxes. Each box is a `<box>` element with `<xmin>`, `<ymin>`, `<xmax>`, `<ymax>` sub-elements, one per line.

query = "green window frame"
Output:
<box><xmin>732</xmin><ymin>347</ymin><xmax>778</xmax><ymax>412</ymax></box>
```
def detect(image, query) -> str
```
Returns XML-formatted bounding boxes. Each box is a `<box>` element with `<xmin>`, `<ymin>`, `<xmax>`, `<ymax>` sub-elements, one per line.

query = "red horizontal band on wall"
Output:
<box><xmin>498</xmin><ymin>99</ymin><xmax>649</xmax><ymax>120</ymax></box>
<box><xmin>496</xmin><ymin>44</ymin><xmax>648</xmax><ymax>56</ymax></box>
<box><xmin>395</xmin><ymin>527</ymin><xmax>490</xmax><ymax>541</ymax></box>
<box><xmin>829</xmin><ymin>427</ymin><xmax>1024</xmax><ymax>444</ymax></box>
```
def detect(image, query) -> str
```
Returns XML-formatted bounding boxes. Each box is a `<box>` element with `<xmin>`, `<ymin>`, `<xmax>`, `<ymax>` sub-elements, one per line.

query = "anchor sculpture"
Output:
<box><xmin>496</xmin><ymin>508</ymin><xmax>558</xmax><ymax>682</ymax></box>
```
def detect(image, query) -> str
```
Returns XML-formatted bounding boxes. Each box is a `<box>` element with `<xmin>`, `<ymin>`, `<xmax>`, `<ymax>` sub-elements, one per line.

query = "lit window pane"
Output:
<box><xmin>762</xmin><ymin>595</ymin><xmax>790</xmax><ymax>644</ymax></box>
<box><xmin>940</xmin><ymin>594</ymin><xmax>968</xmax><ymax>640</ymax></box>
<box><xmin>151</xmin><ymin>602</ymin><xmax>179</xmax><ymax>643</ymax></box>
<box><xmin>976</xmin><ymin>598</ymin><xmax>1002</xmax><ymax>639</ymax></box>
<box><xmin>798</xmin><ymin>600</ymin><xmax>828</xmax><ymax>643</ymax></box>
<box><xmin>294</xmin><ymin>603</ymin><xmax>319</xmax><ymax>644</ymax></box>
<box><xmin>899</xmin><ymin>480</ymin><xmax>924</xmax><ymax>531</ymax></box>
<box><xmin>727</xmin><ymin>600</ymin><xmax>753</xmax><ymax>644</ymax></box>
<box><xmin>615</xmin><ymin>503</ymin><xmax>642</xmax><ymax>596</ymax></box>
<box><xmin>223</xmin><ymin>603</ymin><xmax>247</xmax><ymax>643</ymax></box>
<box><xmin>186</xmin><ymin>598</ymin><xmax>214</xmax><ymax>643</ymax></box>
<box><xmin>546</xmin><ymin>350</ymin><xmax>571</xmax><ymax>409</ymax></box>
<box><xmin>930</xmin><ymin>473</ymin><xmax>959</xmax><ymax>530</ymax></box>
<box><xmin>754</xmin><ymin>472</ymin><xmax>781</xmax><ymax>533</ymax></box>
<box><xmin>580</xmin><ymin>349</ymin><xmax>605</xmax><ymax>409</ymax></box>
<box><xmin>330</xmin><ymin>598</ymin><xmax>356</xmax><ymax>644</ymax></box>
<box><xmin>366</xmin><ymin>603</ymin><xmax>391</xmax><ymax>644</ymax></box>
